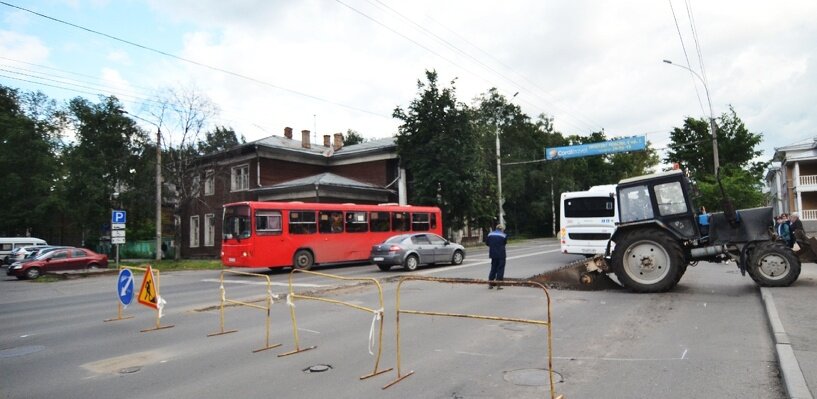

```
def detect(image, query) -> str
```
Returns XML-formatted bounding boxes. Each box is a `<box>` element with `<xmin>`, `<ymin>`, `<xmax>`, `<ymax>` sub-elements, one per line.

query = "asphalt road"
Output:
<box><xmin>0</xmin><ymin>238</ymin><xmax>785</xmax><ymax>398</ymax></box>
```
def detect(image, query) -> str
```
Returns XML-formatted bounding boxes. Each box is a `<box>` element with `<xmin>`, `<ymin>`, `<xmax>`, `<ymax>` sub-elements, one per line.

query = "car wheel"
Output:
<box><xmin>403</xmin><ymin>255</ymin><xmax>419</xmax><ymax>271</ymax></box>
<box><xmin>292</xmin><ymin>250</ymin><xmax>314</xmax><ymax>270</ymax></box>
<box><xmin>24</xmin><ymin>267</ymin><xmax>42</xmax><ymax>280</ymax></box>
<box><xmin>88</xmin><ymin>263</ymin><xmax>100</xmax><ymax>270</ymax></box>
<box><xmin>377</xmin><ymin>264</ymin><xmax>391</xmax><ymax>272</ymax></box>
<box><xmin>451</xmin><ymin>250</ymin><xmax>465</xmax><ymax>265</ymax></box>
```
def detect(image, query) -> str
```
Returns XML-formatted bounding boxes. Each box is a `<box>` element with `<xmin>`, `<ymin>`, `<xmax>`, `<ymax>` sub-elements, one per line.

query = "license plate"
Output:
<box><xmin>228</xmin><ymin>257</ymin><xmax>236</xmax><ymax>262</ymax></box>
<box><xmin>373</xmin><ymin>257</ymin><xmax>384</xmax><ymax>262</ymax></box>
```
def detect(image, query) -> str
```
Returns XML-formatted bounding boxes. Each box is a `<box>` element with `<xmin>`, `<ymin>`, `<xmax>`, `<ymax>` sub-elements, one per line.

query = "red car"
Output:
<box><xmin>6</xmin><ymin>247</ymin><xmax>108</xmax><ymax>280</ymax></box>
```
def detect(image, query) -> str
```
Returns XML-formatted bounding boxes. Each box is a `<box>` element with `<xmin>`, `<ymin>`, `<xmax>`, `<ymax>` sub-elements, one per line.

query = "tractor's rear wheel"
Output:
<box><xmin>612</xmin><ymin>228</ymin><xmax>685</xmax><ymax>293</ymax></box>
<box><xmin>746</xmin><ymin>241</ymin><xmax>800</xmax><ymax>287</ymax></box>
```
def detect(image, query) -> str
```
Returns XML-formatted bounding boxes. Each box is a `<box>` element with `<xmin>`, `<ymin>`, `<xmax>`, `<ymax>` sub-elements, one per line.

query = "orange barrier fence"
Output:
<box><xmin>382</xmin><ymin>277</ymin><xmax>562</xmax><ymax>399</ymax></box>
<box><xmin>207</xmin><ymin>269</ymin><xmax>281</xmax><ymax>353</ymax></box>
<box><xmin>278</xmin><ymin>269</ymin><xmax>393</xmax><ymax>380</ymax></box>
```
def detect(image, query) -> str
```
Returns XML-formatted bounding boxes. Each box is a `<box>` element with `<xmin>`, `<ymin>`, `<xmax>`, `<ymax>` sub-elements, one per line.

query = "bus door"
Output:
<box><xmin>317</xmin><ymin>210</ymin><xmax>345</xmax><ymax>262</ymax></box>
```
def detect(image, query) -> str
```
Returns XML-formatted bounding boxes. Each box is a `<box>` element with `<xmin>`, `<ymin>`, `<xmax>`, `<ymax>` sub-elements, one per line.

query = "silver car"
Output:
<box><xmin>370</xmin><ymin>233</ymin><xmax>465</xmax><ymax>271</ymax></box>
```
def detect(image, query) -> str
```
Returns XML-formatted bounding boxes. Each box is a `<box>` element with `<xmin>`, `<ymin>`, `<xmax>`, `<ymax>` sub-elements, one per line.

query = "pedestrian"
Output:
<box><xmin>790</xmin><ymin>212</ymin><xmax>805</xmax><ymax>243</ymax></box>
<box><xmin>485</xmin><ymin>224</ymin><xmax>508</xmax><ymax>290</ymax></box>
<box><xmin>776</xmin><ymin>215</ymin><xmax>792</xmax><ymax>247</ymax></box>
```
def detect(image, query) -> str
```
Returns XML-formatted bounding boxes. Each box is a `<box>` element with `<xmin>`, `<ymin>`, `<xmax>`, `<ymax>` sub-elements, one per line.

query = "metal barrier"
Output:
<box><xmin>104</xmin><ymin>265</ymin><xmax>174</xmax><ymax>332</ymax></box>
<box><xmin>382</xmin><ymin>277</ymin><xmax>561</xmax><ymax>399</ymax></box>
<box><xmin>278</xmin><ymin>269</ymin><xmax>393</xmax><ymax>380</ymax></box>
<box><xmin>207</xmin><ymin>269</ymin><xmax>282</xmax><ymax>353</ymax></box>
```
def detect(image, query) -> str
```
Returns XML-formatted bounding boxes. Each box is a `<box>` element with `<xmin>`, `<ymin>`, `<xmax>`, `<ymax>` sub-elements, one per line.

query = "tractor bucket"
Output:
<box><xmin>795</xmin><ymin>236</ymin><xmax>817</xmax><ymax>263</ymax></box>
<box><xmin>530</xmin><ymin>255</ymin><xmax>621</xmax><ymax>291</ymax></box>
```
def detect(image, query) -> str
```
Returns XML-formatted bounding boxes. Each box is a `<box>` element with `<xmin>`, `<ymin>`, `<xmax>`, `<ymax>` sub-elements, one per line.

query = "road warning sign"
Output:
<box><xmin>138</xmin><ymin>265</ymin><xmax>158</xmax><ymax>309</ymax></box>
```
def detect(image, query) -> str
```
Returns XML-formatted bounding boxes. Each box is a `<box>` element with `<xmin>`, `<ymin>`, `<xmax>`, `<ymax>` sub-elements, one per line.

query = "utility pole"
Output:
<box><xmin>496</xmin><ymin>92</ymin><xmax>519</xmax><ymax>226</ymax></box>
<box><xmin>663</xmin><ymin>60</ymin><xmax>719</xmax><ymax>174</ymax></box>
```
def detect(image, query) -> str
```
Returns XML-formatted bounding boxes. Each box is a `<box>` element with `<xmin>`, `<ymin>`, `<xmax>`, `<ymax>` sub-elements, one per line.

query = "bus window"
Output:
<box><xmin>319</xmin><ymin>211</ymin><xmax>344</xmax><ymax>233</ymax></box>
<box><xmin>345</xmin><ymin>211</ymin><xmax>369</xmax><ymax>233</ymax></box>
<box><xmin>412</xmin><ymin>213</ymin><xmax>430</xmax><ymax>231</ymax></box>
<box><xmin>256</xmin><ymin>211</ymin><xmax>282</xmax><ymax>234</ymax></box>
<box><xmin>431</xmin><ymin>213</ymin><xmax>437</xmax><ymax>229</ymax></box>
<box><xmin>370</xmin><ymin>211</ymin><xmax>390</xmax><ymax>232</ymax></box>
<box><xmin>392</xmin><ymin>212</ymin><xmax>410</xmax><ymax>231</ymax></box>
<box><xmin>289</xmin><ymin>210</ymin><xmax>317</xmax><ymax>234</ymax></box>
<box><xmin>224</xmin><ymin>204</ymin><xmax>251</xmax><ymax>239</ymax></box>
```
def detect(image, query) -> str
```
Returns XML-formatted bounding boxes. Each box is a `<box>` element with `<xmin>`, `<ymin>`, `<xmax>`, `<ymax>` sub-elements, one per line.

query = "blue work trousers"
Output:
<box><xmin>489</xmin><ymin>257</ymin><xmax>506</xmax><ymax>284</ymax></box>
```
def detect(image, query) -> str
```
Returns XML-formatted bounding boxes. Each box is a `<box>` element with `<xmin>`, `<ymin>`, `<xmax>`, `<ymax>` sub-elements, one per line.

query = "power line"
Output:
<box><xmin>0</xmin><ymin>1</ymin><xmax>391</xmax><ymax>120</ymax></box>
<box><xmin>667</xmin><ymin>0</ymin><xmax>706</xmax><ymax>117</ymax></box>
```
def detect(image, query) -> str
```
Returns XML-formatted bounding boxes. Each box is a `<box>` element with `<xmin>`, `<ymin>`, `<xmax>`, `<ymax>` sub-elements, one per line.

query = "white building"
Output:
<box><xmin>766</xmin><ymin>138</ymin><xmax>817</xmax><ymax>232</ymax></box>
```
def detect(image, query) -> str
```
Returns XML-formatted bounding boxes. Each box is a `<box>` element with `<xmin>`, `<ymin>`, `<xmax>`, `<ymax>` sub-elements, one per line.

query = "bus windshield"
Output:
<box><xmin>223</xmin><ymin>205</ymin><xmax>251</xmax><ymax>240</ymax></box>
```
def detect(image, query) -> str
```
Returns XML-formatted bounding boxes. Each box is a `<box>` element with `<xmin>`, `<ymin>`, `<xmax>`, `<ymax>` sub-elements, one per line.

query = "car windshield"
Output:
<box><xmin>384</xmin><ymin>235</ymin><xmax>409</xmax><ymax>244</ymax></box>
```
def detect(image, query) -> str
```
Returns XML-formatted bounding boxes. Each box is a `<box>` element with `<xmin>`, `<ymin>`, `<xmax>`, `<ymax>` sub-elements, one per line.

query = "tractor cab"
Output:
<box><xmin>615</xmin><ymin>169</ymin><xmax>702</xmax><ymax>242</ymax></box>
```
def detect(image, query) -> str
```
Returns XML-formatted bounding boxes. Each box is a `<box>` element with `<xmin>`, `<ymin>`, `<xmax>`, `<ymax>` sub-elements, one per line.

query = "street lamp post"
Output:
<box><xmin>496</xmin><ymin>92</ymin><xmax>519</xmax><ymax>227</ymax></box>
<box><xmin>663</xmin><ymin>59</ymin><xmax>719</xmax><ymax>174</ymax></box>
<box><xmin>121</xmin><ymin>110</ymin><xmax>163</xmax><ymax>261</ymax></box>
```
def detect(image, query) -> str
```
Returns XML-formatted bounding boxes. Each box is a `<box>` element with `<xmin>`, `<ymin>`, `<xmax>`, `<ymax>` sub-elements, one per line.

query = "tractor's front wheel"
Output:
<box><xmin>747</xmin><ymin>241</ymin><xmax>800</xmax><ymax>287</ymax></box>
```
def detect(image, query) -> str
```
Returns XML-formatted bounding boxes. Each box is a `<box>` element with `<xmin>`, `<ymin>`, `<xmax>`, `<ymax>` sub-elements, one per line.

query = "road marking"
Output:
<box><xmin>201</xmin><ymin>278</ymin><xmax>326</xmax><ymax>288</ymax></box>
<box><xmin>299</xmin><ymin>328</ymin><xmax>321</xmax><ymax>334</ymax></box>
<box><xmin>418</xmin><ymin>249</ymin><xmax>562</xmax><ymax>276</ymax></box>
<box><xmin>553</xmin><ymin>353</ymin><xmax>689</xmax><ymax>362</ymax></box>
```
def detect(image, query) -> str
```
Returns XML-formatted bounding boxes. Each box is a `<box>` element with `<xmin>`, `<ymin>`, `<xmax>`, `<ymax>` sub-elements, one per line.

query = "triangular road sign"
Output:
<box><xmin>138</xmin><ymin>265</ymin><xmax>158</xmax><ymax>309</ymax></box>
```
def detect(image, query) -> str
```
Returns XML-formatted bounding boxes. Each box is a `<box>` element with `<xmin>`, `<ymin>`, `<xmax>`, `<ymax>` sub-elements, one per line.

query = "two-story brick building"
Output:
<box><xmin>766</xmin><ymin>138</ymin><xmax>817</xmax><ymax>233</ymax></box>
<box><xmin>181</xmin><ymin>127</ymin><xmax>408</xmax><ymax>259</ymax></box>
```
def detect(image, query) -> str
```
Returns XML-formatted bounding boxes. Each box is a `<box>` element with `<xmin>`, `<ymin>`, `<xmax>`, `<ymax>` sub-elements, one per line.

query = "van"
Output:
<box><xmin>1</xmin><ymin>237</ymin><xmax>48</xmax><ymax>264</ymax></box>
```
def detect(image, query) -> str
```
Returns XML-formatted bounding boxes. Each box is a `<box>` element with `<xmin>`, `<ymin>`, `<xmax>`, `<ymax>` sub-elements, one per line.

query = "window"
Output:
<box><xmin>411</xmin><ymin>234</ymin><xmax>432</xmax><ymax>245</ymax></box>
<box><xmin>191</xmin><ymin>174</ymin><xmax>201</xmax><ymax>197</ymax></box>
<box><xmin>412</xmin><ymin>213</ymin><xmax>430</xmax><ymax>231</ymax></box>
<box><xmin>345</xmin><ymin>211</ymin><xmax>369</xmax><ymax>233</ymax></box>
<box><xmin>256</xmin><ymin>211</ymin><xmax>282</xmax><ymax>234</ymax></box>
<box><xmin>427</xmin><ymin>234</ymin><xmax>446</xmax><ymax>245</ymax></box>
<box><xmin>655</xmin><ymin>182</ymin><xmax>688</xmax><ymax>216</ymax></box>
<box><xmin>51</xmin><ymin>250</ymin><xmax>69</xmax><ymax>260</ymax></box>
<box><xmin>564</xmin><ymin>197</ymin><xmax>615</xmax><ymax>218</ymax></box>
<box><xmin>190</xmin><ymin>215</ymin><xmax>200</xmax><ymax>247</ymax></box>
<box><xmin>231</xmin><ymin>164</ymin><xmax>249</xmax><ymax>191</ymax></box>
<box><xmin>205</xmin><ymin>214</ymin><xmax>216</xmax><ymax>246</ymax></box>
<box><xmin>72</xmin><ymin>249</ymin><xmax>87</xmax><ymax>257</ymax></box>
<box><xmin>204</xmin><ymin>169</ymin><xmax>215</xmax><ymax>196</ymax></box>
<box><xmin>370</xmin><ymin>211</ymin><xmax>390</xmax><ymax>232</ymax></box>
<box><xmin>288</xmin><ymin>211</ymin><xmax>317</xmax><ymax>234</ymax></box>
<box><xmin>224</xmin><ymin>205</ymin><xmax>251</xmax><ymax>239</ymax></box>
<box><xmin>319</xmin><ymin>211</ymin><xmax>344</xmax><ymax>233</ymax></box>
<box><xmin>392</xmin><ymin>212</ymin><xmax>410</xmax><ymax>232</ymax></box>
<box><xmin>620</xmin><ymin>185</ymin><xmax>654</xmax><ymax>223</ymax></box>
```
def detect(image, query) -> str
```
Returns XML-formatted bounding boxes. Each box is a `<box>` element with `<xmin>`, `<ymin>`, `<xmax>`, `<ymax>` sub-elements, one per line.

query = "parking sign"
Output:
<box><xmin>112</xmin><ymin>210</ymin><xmax>127</xmax><ymax>224</ymax></box>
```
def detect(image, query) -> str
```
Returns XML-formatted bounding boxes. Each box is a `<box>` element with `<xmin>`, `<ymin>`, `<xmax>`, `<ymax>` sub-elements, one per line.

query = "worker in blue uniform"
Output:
<box><xmin>485</xmin><ymin>224</ymin><xmax>508</xmax><ymax>290</ymax></box>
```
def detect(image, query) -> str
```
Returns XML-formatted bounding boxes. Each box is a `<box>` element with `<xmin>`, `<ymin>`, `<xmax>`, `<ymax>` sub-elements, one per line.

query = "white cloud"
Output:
<box><xmin>0</xmin><ymin>31</ymin><xmax>49</xmax><ymax>63</ymax></box>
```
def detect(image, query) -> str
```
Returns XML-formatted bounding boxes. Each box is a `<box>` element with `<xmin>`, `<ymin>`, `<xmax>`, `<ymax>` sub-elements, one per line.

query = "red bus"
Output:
<box><xmin>221</xmin><ymin>201</ymin><xmax>443</xmax><ymax>270</ymax></box>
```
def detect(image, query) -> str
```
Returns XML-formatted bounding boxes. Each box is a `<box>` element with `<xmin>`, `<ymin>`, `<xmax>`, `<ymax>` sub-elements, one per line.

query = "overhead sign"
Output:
<box><xmin>138</xmin><ymin>265</ymin><xmax>158</xmax><ymax>309</ymax></box>
<box><xmin>546</xmin><ymin>136</ymin><xmax>646</xmax><ymax>160</ymax></box>
<box><xmin>117</xmin><ymin>268</ymin><xmax>134</xmax><ymax>306</ymax></box>
<box><xmin>112</xmin><ymin>210</ymin><xmax>127</xmax><ymax>224</ymax></box>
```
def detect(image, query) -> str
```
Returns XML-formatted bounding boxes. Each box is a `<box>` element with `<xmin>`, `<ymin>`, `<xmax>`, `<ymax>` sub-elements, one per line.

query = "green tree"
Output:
<box><xmin>343</xmin><ymin>129</ymin><xmax>366</xmax><ymax>145</ymax></box>
<box><xmin>62</xmin><ymin>96</ymin><xmax>148</xmax><ymax>246</ymax></box>
<box><xmin>393</xmin><ymin>70</ymin><xmax>491</xmax><ymax>235</ymax></box>
<box><xmin>0</xmin><ymin>86</ymin><xmax>62</xmax><ymax>238</ymax></box>
<box><xmin>198</xmin><ymin>126</ymin><xmax>244</xmax><ymax>154</ymax></box>
<box><xmin>665</xmin><ymin>106</ymin><xmax>767</xmax><ymax>210</ymax></box>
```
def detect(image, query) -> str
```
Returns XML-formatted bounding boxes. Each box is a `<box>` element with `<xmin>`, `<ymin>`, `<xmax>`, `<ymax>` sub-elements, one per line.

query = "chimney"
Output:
<box><xmin>284</xmin><ymin>127</ymin><xmax>293</xmax><ymax>139</ymax></box>
<box><xmin>333</xmin><ymin>132</ymin><xmax>344</xmax><ymax>151</ymax></box>
<box><xmin>323</xmin><ymin>135</ymin><xmax>331</xmax><ymax>147</ymax></box>
<box><xmin>301</xmin><ymin>130</ymin><xmax>311</xmax><ymax>148</ymax></box>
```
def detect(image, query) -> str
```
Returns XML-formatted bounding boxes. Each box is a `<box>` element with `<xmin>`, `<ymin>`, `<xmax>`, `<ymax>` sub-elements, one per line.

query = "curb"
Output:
<box><xmin>760</xmin><ymin>287</ymin><xmax>813</xmax><ymax>399</ymax></box>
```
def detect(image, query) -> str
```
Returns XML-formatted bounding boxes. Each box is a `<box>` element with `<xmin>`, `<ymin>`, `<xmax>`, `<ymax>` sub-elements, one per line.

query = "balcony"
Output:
<box><xmin>800</xmin><ymin>174</ymin><xmax>817</xmax><ymax>188</ymax></box>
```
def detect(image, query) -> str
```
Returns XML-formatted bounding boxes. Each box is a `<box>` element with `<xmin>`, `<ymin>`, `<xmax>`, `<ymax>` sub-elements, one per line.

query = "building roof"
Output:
<box><xmin>250</xmin><ymin>135</ymin><xmax>396</xmax><ymax>159</ymax></box>
<box><xmin>772</xmin><ymin>138</ymin><xmax>817</xmax><ymax>162</ymax></box>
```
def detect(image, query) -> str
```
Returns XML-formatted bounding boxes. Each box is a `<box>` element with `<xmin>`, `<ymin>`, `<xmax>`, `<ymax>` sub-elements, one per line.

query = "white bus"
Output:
<box><xmin>559</xmin><ymin>185</ymin><xmax>617</xmax><ymax>256</ymax></box>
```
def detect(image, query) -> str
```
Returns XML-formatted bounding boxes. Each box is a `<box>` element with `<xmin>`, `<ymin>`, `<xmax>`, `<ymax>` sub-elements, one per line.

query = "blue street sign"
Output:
<box><xmin>112</xmin><ymin>210</ymin><xmax>127</xmax><ymax>224</ymax></box>
<box><xmin>546</xmin><ymin>136</ymin><xmax>647</xmax><ymax>160</ymax></box>
<box><xmin>117</xmin><ymin>268</ymin><xmax>134</xmax><ymax>306</ymax></box>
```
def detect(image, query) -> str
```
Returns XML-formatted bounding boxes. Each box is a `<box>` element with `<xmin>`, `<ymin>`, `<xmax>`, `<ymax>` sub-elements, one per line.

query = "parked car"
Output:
<box><xmin>370</xmin><ymin>233</ymin><xmax>465</xmax><ymax>271</ymax></box>
<box><xmin>0</xmin><ymin>237</ymin><xmax>47</xmax><ymax>264</ymax></box>
<box><xmin>7</xmin><ymin>247</ymin><xmax>108</xmax><ymax>280</ymax></box>
<box><xmin>7</xmin><ymin>245</ymin><xmax>63</xmax><ymax>265</ymax></box>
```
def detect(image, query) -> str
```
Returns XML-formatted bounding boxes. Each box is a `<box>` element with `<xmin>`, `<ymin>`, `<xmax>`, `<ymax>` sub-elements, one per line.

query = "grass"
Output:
<box><xmin>118</xmin><ymin>259</ymin><xmax>223</xmax><ymax>272</ymax></box>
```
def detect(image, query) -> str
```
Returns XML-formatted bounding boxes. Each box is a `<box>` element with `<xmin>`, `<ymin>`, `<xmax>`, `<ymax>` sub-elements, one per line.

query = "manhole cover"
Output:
<box><xmin>119</xmin><ymin>366</ymin><xmax>141</xmax><ymax>374</ymax></box>
<box><xmin>304</xmin><ymin>364</ymin><xmax>332</xmax><ymax>373</ymax></box>
<box><xmin>0</xmin><ymin>345</ymin><xmax>46</xmax><ymax>359</ymax></box>
<box><xmin>504</xmin><ymin>368</ymin><xmax>564</xmax><ymax>386</ymax></box>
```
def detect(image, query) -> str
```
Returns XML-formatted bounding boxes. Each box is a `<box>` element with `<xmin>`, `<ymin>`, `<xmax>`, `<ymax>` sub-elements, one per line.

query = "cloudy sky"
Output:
<box><xmin>1</xmin><ymin>0</ymin><xmax>815</xmax><ymax>163</ymax></box>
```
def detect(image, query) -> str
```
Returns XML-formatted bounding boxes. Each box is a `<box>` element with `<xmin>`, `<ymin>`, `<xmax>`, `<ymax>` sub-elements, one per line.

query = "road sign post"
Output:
<box><xmin>111</xmin><ymin>211</ymin><xmax>126</xmax><ymax>267</ymax></box>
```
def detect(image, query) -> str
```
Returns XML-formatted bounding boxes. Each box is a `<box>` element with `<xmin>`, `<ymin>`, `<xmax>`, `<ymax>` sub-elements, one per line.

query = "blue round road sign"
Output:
<box><xmin>117</xmin><ymin>269</ymin><xmax>134</xmax><ymax>306</ymax></box>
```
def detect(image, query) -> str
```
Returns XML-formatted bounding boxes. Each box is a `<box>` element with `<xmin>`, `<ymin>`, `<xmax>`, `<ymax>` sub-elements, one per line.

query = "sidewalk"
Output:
<box><xmin>760</xmin><ymin>264</ymin><xmax>817</xmax><ymax>399</ymax></box>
